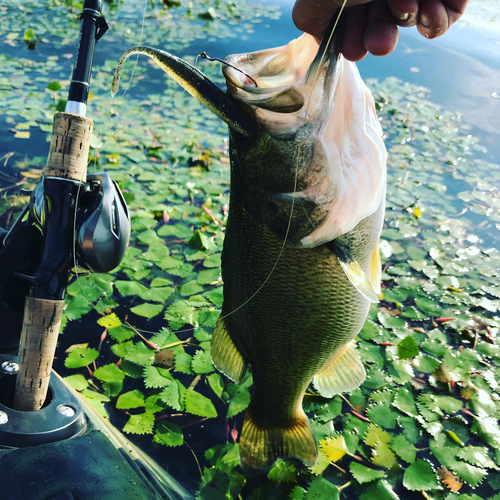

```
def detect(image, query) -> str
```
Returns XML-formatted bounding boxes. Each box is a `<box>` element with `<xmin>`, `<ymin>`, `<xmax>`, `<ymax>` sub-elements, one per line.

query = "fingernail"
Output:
<box><xmin>420</xmin><ymin>12</ymin><xmax>432</xmax><ymax>28</ymax></box>
<box><xmin>392</xmin><ymin>9</ymin><xmax>409</xmax><ymax>21</ymax></box>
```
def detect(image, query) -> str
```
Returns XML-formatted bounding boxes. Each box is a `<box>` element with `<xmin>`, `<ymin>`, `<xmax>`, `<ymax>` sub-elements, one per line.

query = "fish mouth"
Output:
<box><xmin>223</xmin><ymin>14</ymin><xmax>388</xmax><ymax>249</ymax></box>
<box><xmin>222</xmin><ymin>16</ymin><xmax>343</xmax><ymax>132</ymax></box>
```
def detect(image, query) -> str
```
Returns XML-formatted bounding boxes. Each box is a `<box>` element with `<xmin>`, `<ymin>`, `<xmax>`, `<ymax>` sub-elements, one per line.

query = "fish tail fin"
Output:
<box><xmin>211</xmin><ymin>317</ymin><xmax>247</xmax><ymax>383</ymax></box>
<box><xmin>313</xmin><ymin>341</ymin><xmax>366</xmax><ymax>396</ymax></box>
<box><xmin>239</xmin><ymin>405</ymin><xmax>318</xmax><ymax>474</ymax></box>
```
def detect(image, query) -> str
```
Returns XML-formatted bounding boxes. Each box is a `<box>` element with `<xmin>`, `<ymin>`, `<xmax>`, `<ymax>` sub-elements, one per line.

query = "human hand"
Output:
<box><xmin>292</xmin><ymin>0</ymin><xmax>470</xmax><ymax>61</ymax></box>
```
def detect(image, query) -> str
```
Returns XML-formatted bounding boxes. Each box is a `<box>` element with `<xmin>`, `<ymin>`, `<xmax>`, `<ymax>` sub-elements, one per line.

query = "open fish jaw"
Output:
<box><xmin>223</xmin><ymin>34</ymin><xmax>387</xmax><ymax>247</ymax></box>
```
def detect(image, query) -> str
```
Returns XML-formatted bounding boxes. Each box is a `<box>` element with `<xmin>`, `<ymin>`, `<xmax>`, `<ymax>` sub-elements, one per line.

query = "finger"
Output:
<box><xmin>364</xmin><ymin>0</ymin><xmax>399</xmax><ymax>57</ymax></box>
<box><xmin>342</xmin><ymin>5</ymin><xmax>369</xmax><ymax>61</ymax></box>
<box><xmin>417</xmin><ymin>0</ymin><xmax>447</xmax><ymax>37</ymax></box>
<box><xmin>292</xmin><ymin>0</ymin><xmax>339</xmax><ymax>39</ymax></box>
<box><xmin>417</xmin><ymin>0</ymin><xmax>469</xmax><ymax>38</ymax></box>
<box><xmin>292</xmin><ymin>0</ymin><xmax>372</xmax><ymax>39</ymax></box>
<box><xmin>388</xmin><ymin>0</ymin><xmax>419</xmax><ymax>26</ymax></box>
<box><xmin>442</xmin><ymin>0</ymin><xmax>470</xmax><ymax>22</ymax></box>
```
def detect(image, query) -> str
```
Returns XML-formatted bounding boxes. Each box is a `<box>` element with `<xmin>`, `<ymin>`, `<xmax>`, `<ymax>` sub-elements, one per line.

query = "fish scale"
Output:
<box><xmin>221</xmin><ymin>183</ymin><xmax>384</xmax><ymax>420</ymax></box>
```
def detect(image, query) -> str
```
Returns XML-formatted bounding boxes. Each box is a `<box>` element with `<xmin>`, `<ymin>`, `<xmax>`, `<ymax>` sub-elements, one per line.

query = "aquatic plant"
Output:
<box><xmin>0</xmin><ymin>1</ymin><xmax>499</xmax><ymax>498</ymax></box>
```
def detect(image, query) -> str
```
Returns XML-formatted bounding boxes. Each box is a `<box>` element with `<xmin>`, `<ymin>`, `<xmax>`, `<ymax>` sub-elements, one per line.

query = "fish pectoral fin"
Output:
<box><xmin>370</xmin><ymin>240</ymin><xmax>382</xmax><ymax>296</ymax></box>
<box><xmin>239</xmin><ymin>405</ymin><xmax>317</xmax><ymax>474</ymax></box>
<box><xmin>313</xmin><ymin>341</ymin><xmax>366</xmax><ymax>397</ymax></box>
<box><xmin>331</xmin><ymin>242</ymin><xmax>379</xmax><ymax>303</ymax></box>
<box><xmin>210</xmin><ymin>317</ymin><xmax>247</xmax><ymax>384</ymax></box>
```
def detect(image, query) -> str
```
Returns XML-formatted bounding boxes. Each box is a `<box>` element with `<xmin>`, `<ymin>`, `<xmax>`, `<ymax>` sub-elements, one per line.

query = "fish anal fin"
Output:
<box><xmin>313</xmin><ymin>341</ymin><xmax>366</xmax><ymax>397</ymax></box>
<box><xmin>239</xmin><ymin>406</ymin><xmax>317</xmax><ymax>475</ymax></box>
<box><xmin>370</xmin><ymin>240</ymin><xmax>382</xmax><ymax>296</ymax></box>
<box><xmin>210</xmin><ymin>318</ymin><xmax>247</xmax><ymax>384</ymax></box>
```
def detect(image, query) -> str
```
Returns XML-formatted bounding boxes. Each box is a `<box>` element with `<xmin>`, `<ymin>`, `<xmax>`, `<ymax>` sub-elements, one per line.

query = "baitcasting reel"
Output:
<box><xmin>75</xmin><ymin>172</ymin><xmax>131</xmax><ymax>273</ymax></box>
<box><xmin>27</xmin><ymin>172</ymin><xmax>131</xmax><ymax>274</ymax></box>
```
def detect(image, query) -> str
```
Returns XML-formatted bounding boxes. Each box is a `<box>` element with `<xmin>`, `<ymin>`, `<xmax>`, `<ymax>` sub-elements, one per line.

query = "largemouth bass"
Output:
<box><xmin>112</xmin><ymin>14</ymin><xmax>387</xmax><ymax>474</ymax></box>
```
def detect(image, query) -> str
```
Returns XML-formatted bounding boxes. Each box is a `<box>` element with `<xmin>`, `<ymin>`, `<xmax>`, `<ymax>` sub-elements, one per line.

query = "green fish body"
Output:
<box><xmin>211</xmin><ymin>20</ymin><xmax>387</xmax><ymax>473</ymax></box>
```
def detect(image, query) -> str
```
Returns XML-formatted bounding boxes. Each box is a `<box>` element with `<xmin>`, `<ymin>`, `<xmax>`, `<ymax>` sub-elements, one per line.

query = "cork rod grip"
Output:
<box><xmin>13</xmin><ymin>297</ymin><xmax>65</xmax><ymax>411</ymax></box>
<box><xmin>45</xmin><ymin>112</ymin><xmax>94</xmax><ymax>182</ymax></box>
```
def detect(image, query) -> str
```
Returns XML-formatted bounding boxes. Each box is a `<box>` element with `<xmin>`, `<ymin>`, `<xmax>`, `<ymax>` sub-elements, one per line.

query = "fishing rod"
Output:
<box><xmin>0</xmin><ymin>3</ymin><xmax>194</xmax><ymax>497</ymax></box>
<box><xmin>0</xmin><ymin>0</ymin><xmax>130</xmax><ymax>413</ymax></box>
<box><xmin>11</xmin><ymin>0</ymin><xmax>130</xmax><ymax>413</ymax></box>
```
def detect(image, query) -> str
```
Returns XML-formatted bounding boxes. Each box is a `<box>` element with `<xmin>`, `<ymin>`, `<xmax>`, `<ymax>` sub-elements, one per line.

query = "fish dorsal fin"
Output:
<box><xmin>211</xmin><ymin>317</ymin><xmax>247</xmax><ymax>383</ymax></box>
<box><xmin>331</xmin><ymin>242</ymin><xmax>379</xmax><ymax>303</ymax></box>
<box><xmin>370</xmin><ymin>240</ymin><xmax>382</xmax><ymax>296</ymax></box>
<box><xmin>313</xmin><ymin>341</ymin><xmax>366</xmax><ymax>397</ymax></box>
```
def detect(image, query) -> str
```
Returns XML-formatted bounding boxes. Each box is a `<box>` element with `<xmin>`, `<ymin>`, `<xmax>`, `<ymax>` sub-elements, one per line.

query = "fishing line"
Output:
<box><xmin>217</xmin><ymin>0</ymin><xmax>348</xmax><ymax>321</ymax></box>
<box><xmin>72</xmin><ymin>0</ymin><xmax>163</xmax><ymax>335</ymax></box>
<box><xmin>72</xmin><ymin>0</ymin><xmax>213</xmax><ymax>337</ymax></box>
<box><xmin>120</xmin><ymin>0</ymin><xmax>148</xmax><ymax>97</ymax></box>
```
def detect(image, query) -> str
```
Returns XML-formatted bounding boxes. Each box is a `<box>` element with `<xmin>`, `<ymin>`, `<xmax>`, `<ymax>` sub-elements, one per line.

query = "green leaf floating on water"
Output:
<box><xmin>143</xmin><ymin>365</ymin><xmax>173</xmax><ymax>388</ymax></box>
<box><xmin>46</xmin><ymin>80</ymin><xmax>61</xmax><ymax>91</ymax></box>
<box><xmin>114</xmin><ymin>280</ymin><xmax>148</xmax><ymax>296</ymax></box>
<box><xmin>185</xmin><ymin>388</ymin><xmax>217</xmax><ymax>418</ymax></box>
<box><xmin>174</xmin><ymin>351</ymin><xmax>193</xmax><ymax>374</ymax></box>
<box><xmin>403</xmin><ymin>460</ymin><xmax>439</xmax><ymax>491</ymax></box>
<box><xmin>390</xmin><ymin>434</ymin><xmax>417</xmax><ymax>464</ymax></box>
<box><xmin>397</xmin><ymin>335</ymin><xmax>419</xmax><ymax>359</ymax></box>
<box><xmin>165</xmin><ymin>301</ymin><xmax>198</xmax><ymax>330</ymax></box>
<box><xmin>414</xmin><ymin>296</ymin><xmax>443</xmax><ymax>316</ymax></box>
<box><xmin>111</xmin><ymin>342</ymin><xmax>133</xmax><ymax>359</ymax></box>
<box><xmin>108</xmin><ymin>325</ymin><xmax>136</xmax><ymax>342</ymax></box>
<box><xmin>358</xmin><ymin>480</ymin><xmax>399</xmax><ymax>500</ymax></box>
<box><xmin>457</xmin><ymin>446</ymin><xmax>498</xmax><ymax>470</ymax></box>
<box><xmin>191</xmin><ymin>349</ymin><xmax>214</xmax><ymax>374</ymax></box>
<box><xmin>123</xmin><ymin>412</ymin><xmax>155</xmax><ymax>435</ymax></box>
<box><xmin>65</xmin><ymin>347</ymin><xmax>99</xmax><ymax>368</ymax></box>
<box><xmin>267</xmin><ymin>460</ymin><xmax>297</xmax><ymax>483</ymax></box>
<box><xmin>159</xmin><ymin>379</ymin><xmax>183</xmax><ymax>411</ymax></box>
<box><xmin>93</xmin><ymin>363</ymin><xmax>125</xmax><ymax>382</ymax></box>
<box><xmin>139</xmin><ymin>286</ymin><xmax>173</xmax><ymax>303</ymax></box>
<box><xmin>367</xmin><ymin>400</ymin><xmax>399</xmax><ymax>429</ymax></box>
<box><xmin>188</xmin><ymin>229</ymin><xmax>217</xmax><ymax>251</ymax></box>
<box><xmin>124</xmin><ymin>342</ymin><xmax>155</xmax><ymax>366</ymax></box>
<box><xmin>116</xmin><ymin>389</ymin><xmax>145</xmax><ymax>409</ymax></box>
<box><xmin>64</xmin><ymin>374</ymin><xmax>88</xmax><ymax>391</ymax></box>
<box><xmin>226</xmin><ymin>385</ymin><xmax>251</xmax><ymax>418</ymax></box>
<box><xmin>350</xmin><ymin>462</ymin><xmax>386</xmax><ymax>484</ymax></box>
<box><xmin>207</xmin><ymin>373</ymin><xmax>224</xmax><ymax>399</ymax></box>
<box><xmin>154</xmin><ymin>421</ymin><xmax>184</xmax><ymax>447</ymax></box>
<box><xmin>180</xmin><ymin>280</ymin><xmax>204</xmax><ymax>296</ymax></box>
<box><xmin>305</xmin><ymin>476</ymin><xmax>339</xmax><ymax>499</ymax></box>
<box><xmin>130</xmin><ymin>302</ymin><xmax>164</xmax><ymax>318</ymax></box>
<box><xmin>393</xmin><ymin>387</ymin><xmax>418</xmax><ymax>417</ymax></box>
